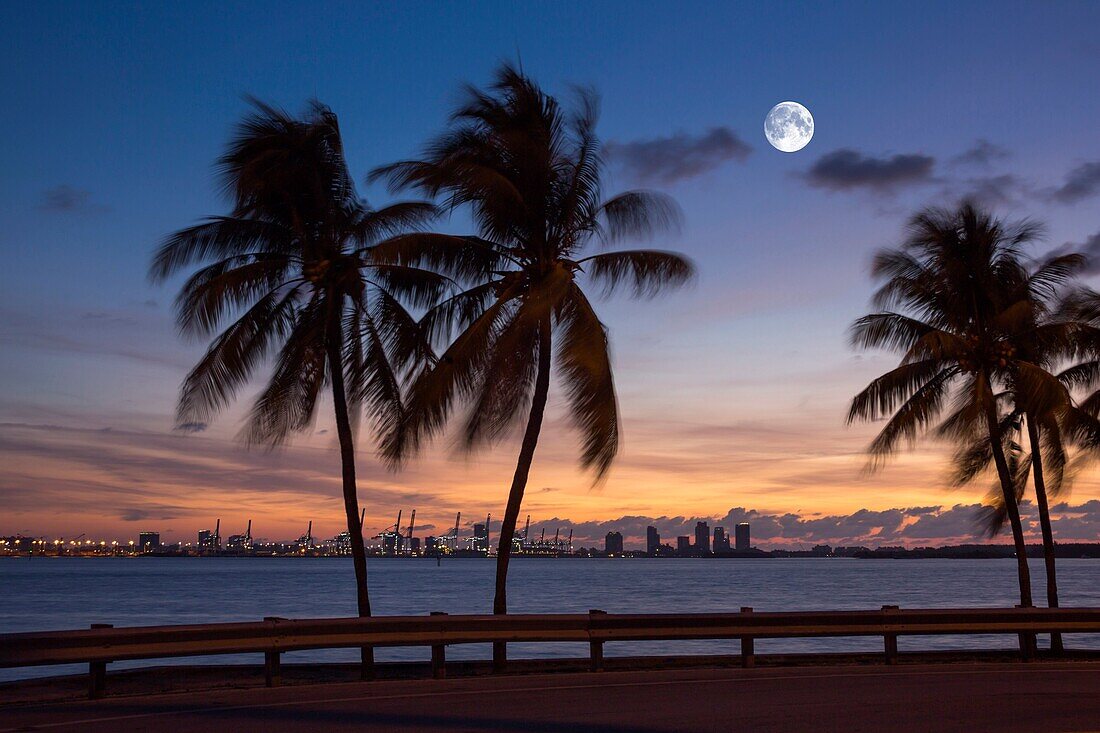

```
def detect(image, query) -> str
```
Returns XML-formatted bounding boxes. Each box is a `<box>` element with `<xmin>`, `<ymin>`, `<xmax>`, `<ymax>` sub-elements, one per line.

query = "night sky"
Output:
<box><xmin>2</xmin><ymin>1</ymin><xmax>1099</xmax><ymax>547</ymax></box>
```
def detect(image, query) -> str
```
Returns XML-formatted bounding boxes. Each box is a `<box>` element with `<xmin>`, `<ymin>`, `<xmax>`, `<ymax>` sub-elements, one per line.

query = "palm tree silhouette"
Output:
<box><xmin>947</xmin><ymin>252</ymin><xmax>1087</xmax><ymax>652</ymax></box>
<box><xmin>151</xmin><ymin>100</ymin><xmax>445</xmax><ymax>676</ymax></box>
<box><xmin>373</xmin><ymin>66</ymin><xmax>693</xmax><ymax>667</ymax></box>
<box><xmin>847</xmin><ymin>203</ymin><xmax>1056</xmax><ymax>608</ymax></box>
<box><xmin>951</xmin><ymin>404</ymin><xmax>1071</xmax><ymax>646</ymax></box>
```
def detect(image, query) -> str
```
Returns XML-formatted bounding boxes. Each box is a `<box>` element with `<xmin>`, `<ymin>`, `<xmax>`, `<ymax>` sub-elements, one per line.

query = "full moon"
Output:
<box><xmin>764</xmin><ymin>101</ymin><xmax>814</xmax><ymax>152</ymax></box>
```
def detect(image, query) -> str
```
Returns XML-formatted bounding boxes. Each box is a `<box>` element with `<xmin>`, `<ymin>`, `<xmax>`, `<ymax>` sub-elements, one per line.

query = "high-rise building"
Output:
<box><xmin>197</xmin><ymin>529</ymin><xmax>213</xmax><ymax>549</ymax></box>
<box><xmin>646</xmin><ymin>526</ymin><xmax>660</xmax><ymax>556</ymax></box>
<box><xmin>605</xmin><ymin>531</ymin><xmax>624</xmax><ymax>555</ymax></box>
<box><xmin>473</xmin><ymin>523</ymin><xmax>488</xmax><ymax>552</ymax></box>
<box><xmin>713</xmin><ymin>526</ymin><xmax>729</xmax><ymax>552</ymax></box>
<box><xmin>695</xmin><ymin>521</ymin><xmax>710</xmax><ymax>553</ymax></box>
<box><xmin>138</xmin><ymin>531</ymin><xmax>160</xmax><ymax>552</ymax></box>
<box><xmin>735</xmin><ymin>522</ymin><xmax>751</xmax><ymax>551</ymax></box>
<box><xmin>382</xmin><ymin>533</ymin><xmax>398</xmax><ymax>555</ymax></box>
<box><xmin>676</xmin><ymin>536</ymin><xmax>691</xmax><ymax>555</ymax></box>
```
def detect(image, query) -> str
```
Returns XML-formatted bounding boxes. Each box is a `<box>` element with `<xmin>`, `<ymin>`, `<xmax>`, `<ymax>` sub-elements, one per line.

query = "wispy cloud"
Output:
<box><xmin>943</xmin><ymin>173</ymin><xmax>1031</xmax><ymax>208</ymax></box>
<box><xmin>606</xmin><ymin>127</ymin><xmax>751</xmax><ymax>185</ymax></box>
<box><xmin>950</xmin><ymin>139</ymin><xmax>1011</xmax><ymax>168</ymax></box>
<box><xmin>803</xmin><ymin>148</ymin><xmax>935</xmax><ymax>193</ymax></box>
<box><xmin>38</xmin><ymin>185</ymin><xmax>110</xmax><ymax>214</ymax></box>
<box><xmin>0</xmin><ymin>304</ymin><xmax>191</xmax><ymax>371</ymax></box>
<box><xmin>1047</xmin><ymin>161</ymin><xmax>1100</xmax><ymax>204</ymax></box>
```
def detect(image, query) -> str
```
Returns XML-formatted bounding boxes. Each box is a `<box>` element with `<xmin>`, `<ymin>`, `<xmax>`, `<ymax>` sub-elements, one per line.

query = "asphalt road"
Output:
<box><xmin>2</xmin><ymin>663</ymin><xmax>1098</xmax><ymax>732</ymax></box>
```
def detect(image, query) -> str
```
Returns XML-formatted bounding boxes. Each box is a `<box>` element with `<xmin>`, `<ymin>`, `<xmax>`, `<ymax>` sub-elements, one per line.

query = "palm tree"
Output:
<box><xmin>951</xmin><ymin>404</ymin><xmax>1071</xmax><ymax>651</ymax></box>
<box><xmin>150</xmin><ymin>100</ymin><xmax>445</xmax><ymax>676</ymax></box>
<box><xmin>949</xmin><ymin>253</ymin><xmax>1087</xmax><ymax>653</ymax></box>
<box><xmin>372</xmin><ymin>66</ymin><xmax>693</xmax><ymax>667</ymax></box>
<box><xmin>847</xmin><ymin>202</ymin><xmax>1056</xmax><ymax>608</ymax></box>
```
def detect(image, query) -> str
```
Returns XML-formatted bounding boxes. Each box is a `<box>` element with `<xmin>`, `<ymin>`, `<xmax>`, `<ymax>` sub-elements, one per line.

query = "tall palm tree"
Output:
<box><xmin>372</xmin><ymin>66</ymin><xmax>694</xmax><ymax>667</ymax></box>
<box><xmin>150</xmin><ymin>101</ymin><xmax>445</xmax><ymax>676</ymax></box>
<box><xmin>951</xmin><ymin>404</ymin><xmax>1071</xmax><ymax>651</ymax></box>
<box><xmin>947</xmin><ymin>253</ymin><xmax>1086</xmax><ymax>652</ymax></box>
<box><xmin>847</xmin><ymin>202</ymin><xmax>1056</xmax><ymax>608</ymax></box>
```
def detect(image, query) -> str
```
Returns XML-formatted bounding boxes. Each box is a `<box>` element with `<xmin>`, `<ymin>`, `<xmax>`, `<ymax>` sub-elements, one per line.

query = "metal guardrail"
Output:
<box><xmin>2</xmin><ymin>606</ymin><xmax>1098</xmax><ymax>699</ymax></box>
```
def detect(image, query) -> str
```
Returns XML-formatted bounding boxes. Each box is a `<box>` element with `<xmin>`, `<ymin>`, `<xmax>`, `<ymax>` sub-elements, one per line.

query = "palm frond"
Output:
<box><xmin>578</xmin><ymin>249</ymin><xmax>695</xmax><ymax>298</ymax></box>
<box><xmin>176</xmin><ymin>286</ymin><xmax>302</xmax><ymax>425</ymax></box>
<box><xmin>150</xmin><ymin>218</ymin><xmax>297</xmax><ymax>281</ymax></box>
<box><xmin>175</xmin><ymin>254</ymin><xmax>296</xmax><ymax>337</ymax></box>
<box><xmin>598</xmin><ymin>191</ymin><xmax>682</xmax><ymax>244</ymax></box>
<box><xmin>849</xmin><ymin>312</ymin><xmax>935</xmax><ymax>353</ymax></box>
<box><xmin>368</xmin><ymin>233</ymin><xmax>511</xmax><ymax>282</ymax></box>
<box><xmin>459</xmin><ymin>304</ymin><xmax>540</xmax><ymax>449</ymax></box>
<box><xmin>353</xmin><ymin>201</ymin><xmax>440</xmax><ymax>244</ymax></box>
<box><xmin>861</xmin><ymin>367</ymin><xmax>956</xmax><ymax>467</ymax></box>
<box><xmin>847</xmin><ymin>360</ymin><xmax>949</xmax><ymax>423</ymax></box>
<box><xmin>381</xmin><ymin>298</ymin><xmax>513</xmax><ymax>466</ymax></box>
<box><xmin>555</xmin><ymin>285</ymin><xmax>619</xmax><ymax>476</ymax></box>
<box><xmin>240</xmin><ymin>296</ymin><xmax>329</xmax><ymax>446</ymax></box>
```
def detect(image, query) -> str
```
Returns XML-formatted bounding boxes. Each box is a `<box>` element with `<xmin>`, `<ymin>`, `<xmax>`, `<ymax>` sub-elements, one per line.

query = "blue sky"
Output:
<box><xmin>2</xmin><ymin>1</ymin><xmax>1100</xmax><ymax>544</ymax></box>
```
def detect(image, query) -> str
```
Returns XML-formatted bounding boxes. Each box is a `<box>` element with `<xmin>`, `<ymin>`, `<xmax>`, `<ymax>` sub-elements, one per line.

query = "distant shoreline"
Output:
<box><xmin>3</xmin><ymin>543</ymin><xmax>1099</xmax><ymax>560</ymax></box>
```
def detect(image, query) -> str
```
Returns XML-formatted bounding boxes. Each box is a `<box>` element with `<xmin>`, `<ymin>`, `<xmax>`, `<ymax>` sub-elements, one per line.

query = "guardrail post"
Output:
<box><xmin>88</xmin><ymin>624</ymin><xmax>112</xmax><ymax>699</ymax></box>
<box><xmin>264</xmin><ymin>650</ymin><xmax>281</xmax><ymax>687</ymax></box>
<box><xmin>589</xmin><ymin>609</ymin><xmax>606</xmax><ymax>672</ymax></box>
<box><xmin>430</xmin><ymin>612</ymin><xmax>447</xmax><ymax>679</ymax></box>
<box><xmin>882</xmin><ymin>605</ymin><xmax>899</xmax><ymax>665</ymax></box>
<box><xmin>740</xmin><ymin>607</ymin><xmax>755</xmax><ymax>668</ymax></box>
<box><xmin>263</xmin><ymin>617</ymin><xmax>282</xmax><ymax>687</ymax></box>
<box><xmin>1016</xmin><ymin>605</ymin><xmax>1035</xmax><ymax>662</ymax></box>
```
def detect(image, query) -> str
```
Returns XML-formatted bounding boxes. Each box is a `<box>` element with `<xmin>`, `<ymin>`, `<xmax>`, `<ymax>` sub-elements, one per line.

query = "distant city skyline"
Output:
<box><xmin>5</xmin><ymin>499</ymin><xmax>1098</xmax><ymax>551</ymax></box>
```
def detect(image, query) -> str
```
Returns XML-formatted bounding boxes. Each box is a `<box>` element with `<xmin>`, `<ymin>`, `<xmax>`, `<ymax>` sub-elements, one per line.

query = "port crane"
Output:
<box><xmin>374</xmin><ymin>509</ymin><xmax>418</xmax><ymax>555</ymax></box>
<box><xmin>406</xmin><ymin>509</ymin><xmax>416</xmax><ymax>555</ymax></box>
<box><xmin>393</xmin><ymin>509</ymin><xmax>403</xmax><ymax>555</ymax></box>
<box><xmin>228</xmin><ymin>520</ymin><xmax>252</xmax><ymax>550</ymax></box>
<box><xmin>297</xmin><ymin>520</ymin><xmax>313</xmax><ymax>549</ymax></box>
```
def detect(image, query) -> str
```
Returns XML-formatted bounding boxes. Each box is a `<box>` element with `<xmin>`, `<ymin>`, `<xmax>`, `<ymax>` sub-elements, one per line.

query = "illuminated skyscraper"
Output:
<box><xmin>735</xmin><ymin>523</ymin><xmax>751</xmax><ymax>551</ymax></box>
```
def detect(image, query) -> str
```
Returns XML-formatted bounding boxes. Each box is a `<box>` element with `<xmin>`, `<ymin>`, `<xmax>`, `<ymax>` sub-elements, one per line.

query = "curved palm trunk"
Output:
<box><xmin>1025</xmin><ymin>416</ymin><xmax>1063</xmax><ymax>653</ymax></box>
<box><xmin>982</xmin><ymin>385</ymin><xmax>1033</xmax><ymax>609</ymax></box>
<box><xmin>492</xmin><ymin>319</ymin><xmax>552</xmax><ymax>672</ymax></box>
<box><xmin>326</xmin><ymin>318</ymin><xmax>375</xmax><ymax>679</ymax></box>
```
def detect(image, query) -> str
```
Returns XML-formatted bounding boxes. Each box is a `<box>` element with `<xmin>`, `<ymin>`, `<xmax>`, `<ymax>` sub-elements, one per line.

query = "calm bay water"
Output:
<box><xmin>2</xmin><ymin>556</ymin><xmax>1098</xmax><ymax>681</ymax></box>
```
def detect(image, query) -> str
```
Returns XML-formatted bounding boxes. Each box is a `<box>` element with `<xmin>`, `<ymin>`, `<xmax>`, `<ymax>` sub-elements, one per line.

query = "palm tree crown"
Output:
<box><xmin>373</xmin><ymin>67</ymin><xmax>693</xmax><ymax>471</ymax></box>
<box><xmin>151</xmin><ymin>100</ymin><xmax>443</xmax><ymax>443</ymax></box>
